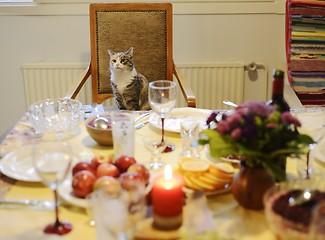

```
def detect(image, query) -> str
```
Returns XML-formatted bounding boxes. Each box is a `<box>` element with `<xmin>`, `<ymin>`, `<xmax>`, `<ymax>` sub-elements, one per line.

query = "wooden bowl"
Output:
<box><xmin>85</xmin><ymin>114</ymin><xmax>113</xmax><ymax>146</ymax></box>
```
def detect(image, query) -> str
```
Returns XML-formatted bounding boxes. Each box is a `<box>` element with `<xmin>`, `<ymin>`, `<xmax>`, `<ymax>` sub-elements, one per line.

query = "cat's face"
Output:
<box><xmin>108</xmin><ymin>47</ymin><xmax>134</xmax><ymax>72</ymax></box>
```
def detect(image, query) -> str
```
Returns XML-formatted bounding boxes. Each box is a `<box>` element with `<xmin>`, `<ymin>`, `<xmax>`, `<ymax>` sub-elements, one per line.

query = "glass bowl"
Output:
<box><xmin>264</xmin><ymin>176</ymin><xmax>325</xmax><ymax>240</ymax></box>
<box><xmin>28</xmin><ymin>98</ymin><xmax>84</xmax><ymax>139</ymax></box>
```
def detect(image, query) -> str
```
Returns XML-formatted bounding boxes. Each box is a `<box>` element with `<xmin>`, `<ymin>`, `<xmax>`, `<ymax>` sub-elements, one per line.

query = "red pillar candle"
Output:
<box><xmin>152</xmin><ymin>165</ymin><xmax>184</xmax><ymax>229</ymax></box>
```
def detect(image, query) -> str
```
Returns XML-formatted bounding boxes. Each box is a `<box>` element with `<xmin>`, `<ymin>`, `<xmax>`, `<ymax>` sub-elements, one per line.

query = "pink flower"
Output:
<box><xmin>231</xmin><ymin>127</ymin><xmax>242</xmax><ymax>140</ymax></box>
<box><xmin>281</xmin><ymin>112</ymin><xmax>301</xmax><ymax>127</ymax></box>
<box><xmin>217</xmin><ymin>121</ymin><xmax>230</xmax><ymax>134</ymax></box>
<box><xmin>266</xmin><ymin>122</ymin><xmax>278</xmax><ymax>128</ymax></box>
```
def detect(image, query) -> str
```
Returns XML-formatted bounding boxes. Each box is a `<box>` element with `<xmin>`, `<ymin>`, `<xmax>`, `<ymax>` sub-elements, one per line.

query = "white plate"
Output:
<box><xmin>183</xmin><ymin>183</ymin><xmax>231</xmax><ymax>196</ymax></box>
<box><xmin>0</xmin><ymin>145</ymin><xmax>40</xmax><ymax>182</ymax></box>
<box><xmin>315</xmin><ymin>138</ymin><xmax>325</xmax><ymax>163</ymax></box>
<box><xmin>58</xmin><ymin>177</ymin><xmax>154</xmax><ymax>209</ymax></box>
<box><xmin>0</xmin><ymin>144</ymin><xmax>93</xmax><ymax>182</ymax></box>
<box><xmin>58</xmin><ymin>178</ymin><xmax>89</xmax><ymax>208</ymax></box>
<box><xmin>149</xmin><ymin>108</ymin><xmax>212</xmax><ymax>133</ymax></box>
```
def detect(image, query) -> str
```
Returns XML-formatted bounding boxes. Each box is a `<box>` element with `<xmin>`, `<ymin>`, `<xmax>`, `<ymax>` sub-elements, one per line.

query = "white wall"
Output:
<box><xmin>0</xmin><ymin>0</ymin><xmax>286</xmax><ymax>136</ymax></box>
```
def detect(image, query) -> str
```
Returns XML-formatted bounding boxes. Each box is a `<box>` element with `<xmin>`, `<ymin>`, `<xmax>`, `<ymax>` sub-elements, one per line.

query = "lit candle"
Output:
<box><xmin>152</xmin><ymin>164</ymin><xmax>184</xmax><ymax>230</ymax></box>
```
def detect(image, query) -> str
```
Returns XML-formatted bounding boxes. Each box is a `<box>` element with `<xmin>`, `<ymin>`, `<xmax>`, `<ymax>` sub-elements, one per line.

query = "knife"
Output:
<box><xmin>135</xmin><ymin>119</ymin><xmax>149</xmax><ymax>130</ymax></box>
<box><xmin>0</xmin><ymin>199</ymin><xmax>56</xmax><ymax>210</ymax></box>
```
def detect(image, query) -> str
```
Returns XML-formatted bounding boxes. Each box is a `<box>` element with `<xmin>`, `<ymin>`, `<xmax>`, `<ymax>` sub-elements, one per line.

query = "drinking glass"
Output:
<box><xmin>143</xmin><ymin>136</ymin><xmax>166</xmax><ymax>170</ymax></box>
<box><xmin>180</xmin><ymin>118</ymin><xmax>202</xmax><ymax>158</ymax></box>
<box><xmin>309</xmin><ymin>200</ymin><xmax>325</xmax><ymax>240</ymax></box>
<box><xmin>33</xmin><ymin>141</ymin><xmax>73</xmax><ymax>235</ymax></box>
<box><xmin>149</xmin><ymin>80</ymin><xmax>176</xmax><ymax>153</ymax></box>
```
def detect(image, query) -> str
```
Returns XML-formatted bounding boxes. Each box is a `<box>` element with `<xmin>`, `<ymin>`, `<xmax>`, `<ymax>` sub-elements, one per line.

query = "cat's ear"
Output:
<box><xmin>127</xmin><ymin>47</ymin><xmax>134</xmax><ymax>57</ymax></box>
<box><xmin>108</xmin><ymin>49</ymin><xmax>115</xmax><ymax>57</ymax></box>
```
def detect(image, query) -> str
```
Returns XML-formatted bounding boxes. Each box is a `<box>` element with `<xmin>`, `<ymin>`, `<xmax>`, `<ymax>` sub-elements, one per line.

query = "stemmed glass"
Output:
<box><xmin>149</xmin><ymin>80</ymin><xmax>176</xmax><ymax>153</ymax></box>
<box><xmin>33</xmin><ymin>141</ymin><xmax>73</xmax><ymax>235</ymax></box>
<box><xmin>143</xmin><ymin>136</ymin><xmax>166</xmax><ymax>170</ymax></box>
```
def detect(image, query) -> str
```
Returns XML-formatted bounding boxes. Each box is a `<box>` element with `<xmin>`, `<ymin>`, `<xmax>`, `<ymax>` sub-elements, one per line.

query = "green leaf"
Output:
<box><xmin>262</xmin><ymin>159</ymin><xmax>286</xmax><ymax>181</ymax></box>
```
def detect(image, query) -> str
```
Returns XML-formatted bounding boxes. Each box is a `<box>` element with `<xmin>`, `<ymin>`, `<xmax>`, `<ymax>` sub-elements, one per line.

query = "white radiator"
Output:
<box><xmin>22</xmin><ymin>63</ymin><xmax>92</xmax><ymax>109</ymax></box>
<box><xmin>177</xmin><ymin>62</ymin><xmax>245</xmax><ymax>109</ymax></box>
<box><xmin>22</xmin><ymin>62</ymin><xmax>247</xmax><ymax>110</ymax></box>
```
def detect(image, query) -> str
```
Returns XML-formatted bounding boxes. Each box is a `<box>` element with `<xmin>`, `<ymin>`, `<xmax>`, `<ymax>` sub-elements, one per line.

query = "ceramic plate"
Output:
<box><xmin>58</xmin><ymin>177</ymin><xmax>154</xmax><ymax>209</ymax></box>
<box><xmin>149</xmin><ymin>108</ymin><xmax>212</xmax><ymax>133</ymax></box>
<box><xmin>183</xmin><ymin>183</ymin><xmax>231</xmax><ymax>196</ymax></box>
<box><xmin>0</xmin><ymin>145</ymin><xmax>40</xmax><ymax>182</ymax></box>
<box><xmin>315</xmin><ymin>138</ymin><xmax>325</xmax><ymax>163</ymax></box>
<box><xmin>0</xmin><ymin>145</ymin><xmax>93</xmax><ymax>182</ymax></box>
<box><xmin>58</xmin><ymin>178</ymin><xmax>89</xmax><ymax>208</ymax></box>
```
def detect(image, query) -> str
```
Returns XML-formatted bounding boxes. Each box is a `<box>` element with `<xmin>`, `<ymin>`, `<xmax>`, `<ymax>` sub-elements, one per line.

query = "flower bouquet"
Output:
<box><xmin>199</xmin><ymin>101</ymin><xmax>314</xmax><ymax>181</ymax></box>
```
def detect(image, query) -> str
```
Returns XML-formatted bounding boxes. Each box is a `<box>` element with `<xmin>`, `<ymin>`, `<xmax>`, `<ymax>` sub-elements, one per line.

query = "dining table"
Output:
<box><xmin>0</xmin><ymin>106</ymin><xmax>325</xmax><ymax>240</ymax></box>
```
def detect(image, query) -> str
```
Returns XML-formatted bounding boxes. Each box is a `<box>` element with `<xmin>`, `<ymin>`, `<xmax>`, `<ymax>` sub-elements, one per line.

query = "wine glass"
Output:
<box><xmin>149</xmin><ymin>80</ymin><xmax>176</xmax><ymax>153</ymax></box>
<box><xmin>33</xmin><ymin>141</ymin><xmax>73</xmax><ymax>235</ymax></box>
<box><xmin>143</xmin><ymin>136</ymin><xmax>166</xmax><ymax>170</ymax></box>
<box><xmin>309</xmin><ymin>200</ymin><xmax>325</xmax><ymax>240</ymax></box>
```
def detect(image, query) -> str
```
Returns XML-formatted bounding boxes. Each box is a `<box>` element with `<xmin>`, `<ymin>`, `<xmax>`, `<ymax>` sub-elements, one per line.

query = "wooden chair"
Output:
<box><xmin>66</xmin><ymin>3</ymin><xmax>196</xmax><ymax>108</ymax></box>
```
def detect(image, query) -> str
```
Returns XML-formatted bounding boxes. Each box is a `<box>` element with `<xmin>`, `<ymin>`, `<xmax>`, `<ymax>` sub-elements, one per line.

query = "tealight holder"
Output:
<box><xmin>153</xmin><ymin>212</ymin><xmax>183</xmax><ymax>230</ymax></box>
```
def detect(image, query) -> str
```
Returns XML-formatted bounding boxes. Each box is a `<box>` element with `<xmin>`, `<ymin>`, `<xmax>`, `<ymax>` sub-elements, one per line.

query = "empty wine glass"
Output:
<box><xmin>143</xmin><ymin>136</ymin><xmax>166</xmax><ymax>170</ymax></box>
<box><xmin>33</xmin><ymin>141</ymin><xmax>73</xmax><ymax>235</ymax></box>
<box><xmin>149</xmin><ymin>80</ymin><xmax>176</xmax><ymax>153</ymax></box>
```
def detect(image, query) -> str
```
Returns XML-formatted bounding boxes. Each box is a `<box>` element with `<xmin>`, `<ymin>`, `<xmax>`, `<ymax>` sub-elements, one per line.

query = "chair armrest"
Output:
<box><xmin>173</xmin><ymin>62</ymin><xmax>196</xmax><ymax>108</ymax></box>
<box><xmin>284</xmin><ymin>75</ymin><xmax>304</xmax><ymax>109</ymax></box>
<box><xmin>65</xmin><ymin>63</ymin><xmax>91</xmax><ymax>99</ymax></box>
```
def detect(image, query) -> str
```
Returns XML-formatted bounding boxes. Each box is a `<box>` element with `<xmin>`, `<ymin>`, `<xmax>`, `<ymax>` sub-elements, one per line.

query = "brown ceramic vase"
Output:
<box><xmin>231</xmin><ymin>161</ymin><xmax>275</xmax><ymax>210</ymax></box>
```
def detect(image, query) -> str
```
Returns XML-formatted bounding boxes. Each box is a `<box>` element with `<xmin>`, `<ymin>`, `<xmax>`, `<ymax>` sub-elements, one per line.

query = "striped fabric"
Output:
<box><xmin>286</xmin><ymin>0</ymin><xmax>325</xmax><ymax>106</ymax></box>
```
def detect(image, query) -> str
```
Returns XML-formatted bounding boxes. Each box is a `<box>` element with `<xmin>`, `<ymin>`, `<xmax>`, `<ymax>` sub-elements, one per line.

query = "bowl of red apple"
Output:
<box><xmin>67</xmin><ymin>154</ymin><xmax>151</xmax><ymax>206</ymax></box>
<box><xmin>85</xmin><ymin>113</ymin><xmax>113</xmax><ymax>146</ymax></box>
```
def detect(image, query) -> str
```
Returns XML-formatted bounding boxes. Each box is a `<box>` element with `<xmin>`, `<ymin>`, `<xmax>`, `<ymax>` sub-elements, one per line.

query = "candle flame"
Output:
<box><xmin>164</xmin><ymin>164</ymin><xmax>173</xmax><ymax>181</ymax></box>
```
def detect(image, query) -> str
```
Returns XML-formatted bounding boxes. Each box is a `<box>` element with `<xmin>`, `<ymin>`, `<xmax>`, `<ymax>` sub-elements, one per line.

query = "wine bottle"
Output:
<box><xmin>267</xmin><ymin>69</ymin><xmax>290</xmax><ymax>112</ymax></box>
<box><xmin>267</xmin><ymin>69</ymin><xmax>290</xmax><ymax>181</ymax></box>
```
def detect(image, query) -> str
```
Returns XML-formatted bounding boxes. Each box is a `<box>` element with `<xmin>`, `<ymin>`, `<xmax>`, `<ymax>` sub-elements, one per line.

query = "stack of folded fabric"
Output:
<box><xmin>286</xmin><ymin>0</ymin><xmax>325</xmax><ymax>106</ymax></box>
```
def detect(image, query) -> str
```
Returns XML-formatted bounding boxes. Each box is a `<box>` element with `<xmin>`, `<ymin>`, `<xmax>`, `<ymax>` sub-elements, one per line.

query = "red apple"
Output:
<box><xmin>72</xmin><ymin>170</ymin><xmax>97</xmax><ymax>198</ymax></box>
<box><xmin>127</xmin><ymin>163</ymin><xmax>150</xmax><ymax>185</ymax></box>
<box><xmin>72</xmin><ymin>162</ymin><xmax>96</xmax><ymax>176</ymax></box>
<box><xmin>91</xmin><ymin>154</ymin><xmax>114</xmax><ymax>169</ymax></box>
<box><xmin>119</xmin><ymin>172</ymin><xmax>146</xmax><ymax>190</ymax></box>
<box><xmin>90</xmin><ymin>155</ymin><xmax>106</xmax><ymax>169</ymax></box>
<box><xmin>93</xmin><ymin>176</ymin><xmax>122</xmax><ymax>196</ymax></box>
<box><xmin>96</xmin><ymin>163</ymin><xmax>120</xmax><ymax>178</ymax></box>
<box><xmin>114</xmin><ymin>155</ymin><xmax>137</xmax><ymax>173</ymax></box>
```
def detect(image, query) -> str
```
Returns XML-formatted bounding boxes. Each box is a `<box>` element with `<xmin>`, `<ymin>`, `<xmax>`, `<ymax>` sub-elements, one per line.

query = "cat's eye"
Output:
<box><xmin>121</xmin><ymin>59</ymin><xmax>126</xmax><ymax>64</ymax></box>
<box><xmin>112</xmin><ymin>59</ymin><xmax>116</xmax><ymax>63</ymax></box>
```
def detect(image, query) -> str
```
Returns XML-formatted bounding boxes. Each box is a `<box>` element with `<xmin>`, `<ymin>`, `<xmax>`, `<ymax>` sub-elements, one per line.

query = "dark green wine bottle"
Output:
<box><xmin>268</xmin><ymin>69</ymin><xmax>290</xmax><ymax>113</ymax></box>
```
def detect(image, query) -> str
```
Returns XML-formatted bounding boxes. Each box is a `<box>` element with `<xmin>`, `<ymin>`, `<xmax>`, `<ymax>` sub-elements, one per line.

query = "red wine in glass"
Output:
<box><xmin>149</xmin><ymin>80</ymin><xmax>177</xmax><ymax>153</ymax></box>
<box><xmin>33</xmin><ymin>141</ymin><xmax>73</xmax><ymax>235</ymax></box>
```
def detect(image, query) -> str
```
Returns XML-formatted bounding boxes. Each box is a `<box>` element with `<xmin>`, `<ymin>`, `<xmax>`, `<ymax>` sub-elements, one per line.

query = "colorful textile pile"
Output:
<box><xmin>286</xmin><ymin>0</ymin><xmax>325</xmax><ymax>106</ymax></box>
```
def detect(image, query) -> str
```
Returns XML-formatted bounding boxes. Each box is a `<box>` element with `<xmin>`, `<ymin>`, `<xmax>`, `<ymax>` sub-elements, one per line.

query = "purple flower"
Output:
<box><xmin>240</xmin><ymin>116</ymin><xmax>258</xmax><ymax>140</ymax></box>
<box><xmin>237</xmin><ymin>101</ymin><xmax>273</xmax><ymax>119</ymax></box>
<box><xmin>207</xmin><ymin>112</ymin><xmax>218</xmax><ymax>125</ymax></box>
<box><xmin>226</xmin><ymin>112</ymin><xmax>242</xmax><ymax>130</ymax></box>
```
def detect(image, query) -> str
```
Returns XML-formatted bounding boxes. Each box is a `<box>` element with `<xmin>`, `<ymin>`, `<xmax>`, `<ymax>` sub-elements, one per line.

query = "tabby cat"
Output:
<box><xmin>108</xmin><ymin>47</ymin><xmax>150</xmax><ymax>111</ymax></box>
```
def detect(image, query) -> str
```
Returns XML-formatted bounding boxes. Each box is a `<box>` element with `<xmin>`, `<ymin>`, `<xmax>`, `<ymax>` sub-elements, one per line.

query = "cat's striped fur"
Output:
<box><xmin>108</xmin><ymin>47</ymin><xmax>150</xmax><ymax>111</ymax></box>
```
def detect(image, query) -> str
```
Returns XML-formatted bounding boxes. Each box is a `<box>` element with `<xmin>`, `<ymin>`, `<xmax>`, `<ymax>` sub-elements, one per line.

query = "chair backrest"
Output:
<box><xmin>89</xmin><ymin>3</ymin><xmax>174</xmax><ymax>104</ymax></box>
